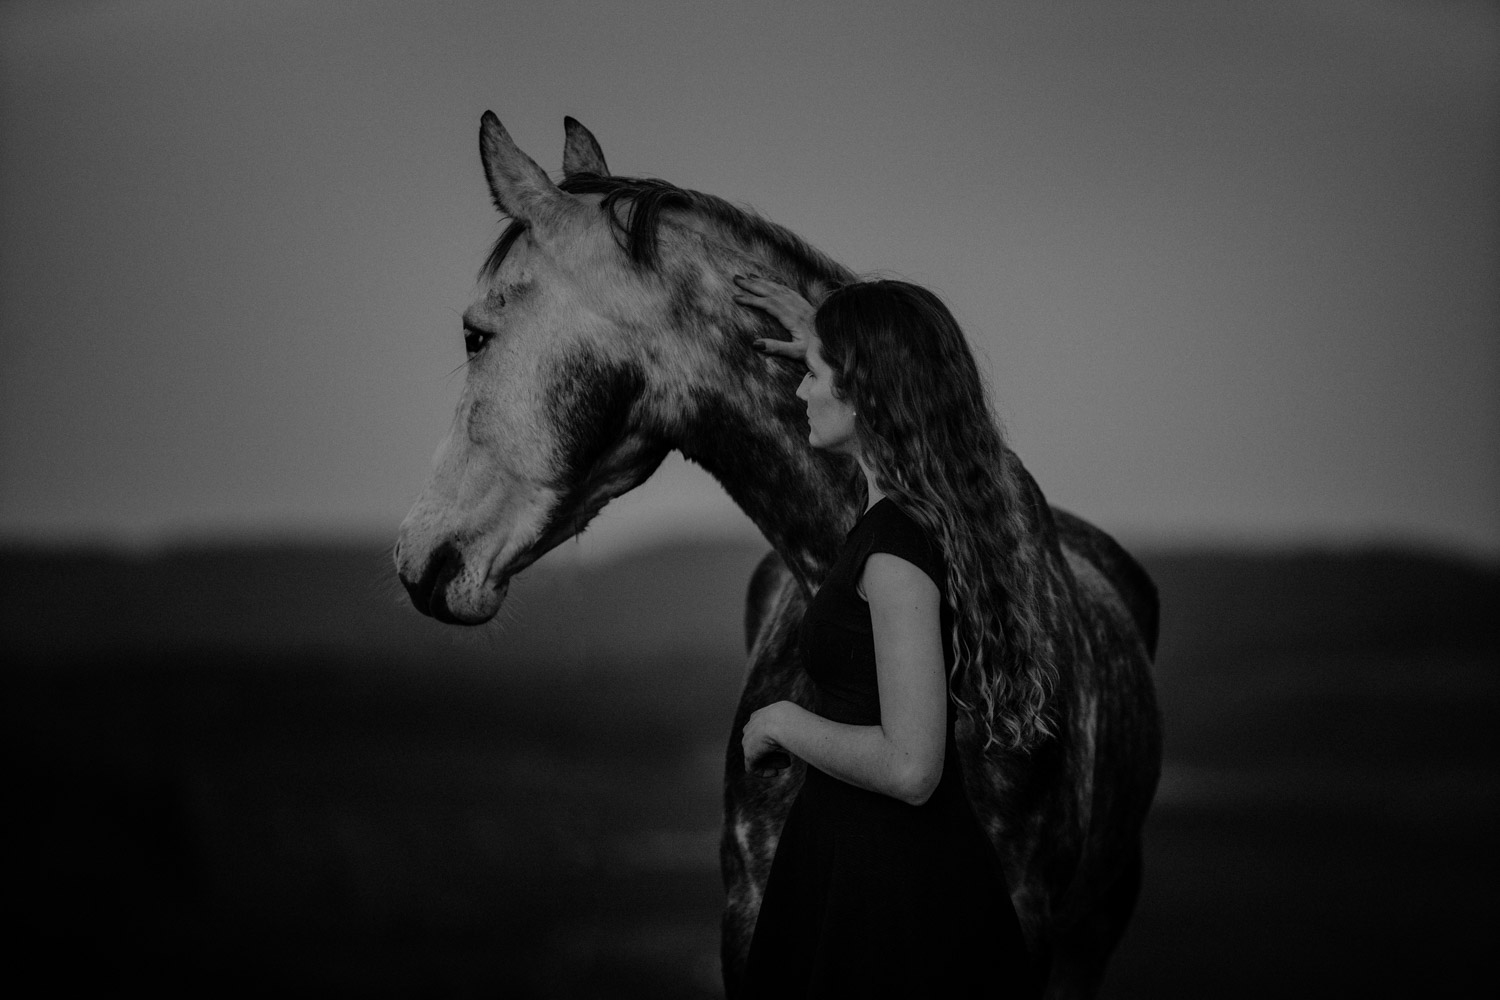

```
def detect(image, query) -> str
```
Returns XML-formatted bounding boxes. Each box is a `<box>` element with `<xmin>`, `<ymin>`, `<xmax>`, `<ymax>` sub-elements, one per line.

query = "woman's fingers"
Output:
<box><xmin>755</xmin><ymin>337</ymin><xmax>807</xmax><ymax>359</ymax></box>
<box><xmin>741</xmin><ymin>710</ymin><xmax>790</xmax><ymax>776</ymax></box>
<box><xmin>733</xmin><ymin>274</ymin><xmax>814</xmax><ymax>358</ymax></box>
<box><xmin>752</xmin><ymin>750</ymin><xmax>791</xmax><ymax>775</ymax></box>
<box><xmin>732</xmin><ymin>288</ymin><xmax>799</xmax><ymax>319</ymax></box>
<box><xmin>732</xmin><ymin>274</ymin><xmax>810</xmax><ymax>315</ymax></box>
<box><xmin>732</xmin><ymin>273</ymin><xmax>777</xmax><ymax>292</ymax></box>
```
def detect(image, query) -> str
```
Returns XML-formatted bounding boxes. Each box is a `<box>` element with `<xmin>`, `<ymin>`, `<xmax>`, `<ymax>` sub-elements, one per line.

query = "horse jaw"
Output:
<box><xmin>396</xmin><ymin>406</ymin><xmax>670</xmax><ymax>625</ymax></box>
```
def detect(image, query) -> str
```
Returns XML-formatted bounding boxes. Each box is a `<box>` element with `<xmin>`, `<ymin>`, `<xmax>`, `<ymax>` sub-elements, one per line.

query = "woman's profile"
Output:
<box><xmin>731</xmin><ymin>275</ymin><xmax>1048</xmax><ymax>998</ymax></box>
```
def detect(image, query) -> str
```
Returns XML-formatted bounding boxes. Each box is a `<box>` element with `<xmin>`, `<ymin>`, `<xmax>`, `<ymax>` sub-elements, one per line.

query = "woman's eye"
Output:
<box><xmin>463</xmin><ymin>326</ymin><xmax>493</xmax><ymax>357</ymax></box>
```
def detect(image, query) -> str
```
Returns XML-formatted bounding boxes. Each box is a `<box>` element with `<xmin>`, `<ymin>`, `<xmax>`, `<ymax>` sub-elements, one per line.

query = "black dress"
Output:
<box><xmin>743</xmin><ymin>498</ymin><xmax>1035</xmax><ymax>999</ymax></box>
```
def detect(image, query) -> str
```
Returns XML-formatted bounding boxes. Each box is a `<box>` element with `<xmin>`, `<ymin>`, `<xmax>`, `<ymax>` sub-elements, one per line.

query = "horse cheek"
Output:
<box><xmin>545</xmin><ymin>351</ymin><xmax>647</xmax><ymax>489</ymax></box>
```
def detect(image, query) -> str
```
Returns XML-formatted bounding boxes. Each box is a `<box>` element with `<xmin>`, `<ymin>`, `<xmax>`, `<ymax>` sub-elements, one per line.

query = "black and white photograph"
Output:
<box><xmin>4</xmin><ymin>2</ymin><xmax>1496</xmax><ymax>996</ymax></box>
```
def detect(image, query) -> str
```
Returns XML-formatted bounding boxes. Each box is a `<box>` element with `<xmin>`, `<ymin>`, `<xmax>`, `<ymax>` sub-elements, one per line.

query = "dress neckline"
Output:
<box><xmin>846</xmin><ymin>496</ymin><xmax>892</xmax><ymax>537</ymax></box>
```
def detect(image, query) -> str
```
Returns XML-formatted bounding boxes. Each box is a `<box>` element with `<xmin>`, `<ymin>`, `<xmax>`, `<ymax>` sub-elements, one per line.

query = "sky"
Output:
<box><xmin>1</xmin><ymin>0</ymin><xmax>1496</xmax><ymax>557</ymax></box>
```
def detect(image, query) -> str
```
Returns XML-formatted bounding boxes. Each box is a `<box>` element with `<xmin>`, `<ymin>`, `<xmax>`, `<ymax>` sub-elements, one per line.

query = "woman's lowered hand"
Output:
<box><xmin>742</xmin><ymin>700</ymin><xmax>796</xmax><ymax>776</ymax></box>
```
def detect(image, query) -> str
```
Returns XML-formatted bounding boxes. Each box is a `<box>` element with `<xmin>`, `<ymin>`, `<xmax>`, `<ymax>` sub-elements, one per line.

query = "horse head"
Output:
<box><xmin>396</xmin><ymin>113</ymin><xmax>856</xmax><ymax>624</ymax></box>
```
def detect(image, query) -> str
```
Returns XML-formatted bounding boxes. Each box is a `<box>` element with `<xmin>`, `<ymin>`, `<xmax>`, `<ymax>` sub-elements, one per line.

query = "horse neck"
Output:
<box><xmin>678</xmin><ymin>385</ymin><xmax>860</xmax><ymax>593</ymax></box>
<box><xmin>664</xmin><ymin>271</ymin><xmax>861</xmax><ymax>593</ymax></box>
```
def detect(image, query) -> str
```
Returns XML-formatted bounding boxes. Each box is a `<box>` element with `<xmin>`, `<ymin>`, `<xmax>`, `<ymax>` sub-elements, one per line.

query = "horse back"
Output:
<box><xmin>1051</xmin><ymin>508</ymin><xmax>1158</xmax><ymax>661</ymax></box>
<box><xmin>1046</xmin><ymin>506</ymin><xmax>1162</xmax><ymax>924</ymax></box>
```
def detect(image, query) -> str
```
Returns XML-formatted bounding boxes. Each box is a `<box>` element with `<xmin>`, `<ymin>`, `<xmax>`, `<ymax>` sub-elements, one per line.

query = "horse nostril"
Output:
<box><xmin>401</xmin><ymin>540</ymin><xmax>465</xmax><ymax>621</ymax></box>
<box><xmin>399</xmin><ymin>568</ymin><xmax>427</xmax><ymax>611</ymax></box>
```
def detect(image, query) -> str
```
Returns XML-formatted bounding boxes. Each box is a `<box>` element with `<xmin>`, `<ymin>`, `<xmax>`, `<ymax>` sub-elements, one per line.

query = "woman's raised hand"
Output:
<box><xmin>732</xmin><ymin>274</ymin><xmax>814</xmax><ymax>360</ymax></box>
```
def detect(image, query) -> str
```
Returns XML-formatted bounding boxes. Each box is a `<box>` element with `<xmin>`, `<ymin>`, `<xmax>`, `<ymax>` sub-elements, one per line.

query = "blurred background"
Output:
<box><xmin>3</xmin><ymin>1</ymin><xmax>1496</xmax><ymax>996</ymax></box>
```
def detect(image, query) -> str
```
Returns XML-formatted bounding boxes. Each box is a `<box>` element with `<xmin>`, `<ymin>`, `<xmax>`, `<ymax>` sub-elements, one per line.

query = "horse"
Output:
<box><xmin>395</xmin><ymin>112</ymin><xmax>1162</xmax><ymax>998</ymax></box>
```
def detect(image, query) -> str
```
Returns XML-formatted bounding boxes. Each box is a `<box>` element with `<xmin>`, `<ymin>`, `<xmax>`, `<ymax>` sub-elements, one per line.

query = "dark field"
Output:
<box><xmin>6</xmin><ymin>541</ymin><xmax>1497</xmax><ymax>997</ymax></box>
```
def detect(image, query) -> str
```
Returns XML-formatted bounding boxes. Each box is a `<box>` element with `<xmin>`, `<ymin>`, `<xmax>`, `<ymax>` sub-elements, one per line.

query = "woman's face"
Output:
<box><xmin>796</xmin><ymin>334</ymin><xmax>858</xmax><ymax>455</ymax></box>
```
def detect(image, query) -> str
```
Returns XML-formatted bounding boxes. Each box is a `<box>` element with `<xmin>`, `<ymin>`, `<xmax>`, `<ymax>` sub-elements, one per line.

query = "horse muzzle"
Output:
<box><xmin>396</xmin><ymin>539</ymin><xmax>507</xmax><ymax>625</ymax></box>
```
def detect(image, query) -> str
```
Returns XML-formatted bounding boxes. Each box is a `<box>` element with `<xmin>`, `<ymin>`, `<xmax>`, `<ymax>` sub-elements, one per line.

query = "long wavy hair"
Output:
<box><xmin>815</xmin><ymin>280</ymin><xmax>1070</xmax><ymax>753</ymax></box>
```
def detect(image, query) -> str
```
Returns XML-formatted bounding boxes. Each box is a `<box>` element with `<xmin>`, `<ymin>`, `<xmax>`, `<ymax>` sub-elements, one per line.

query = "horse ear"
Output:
<box><xmin>562</xmin><ymin>116</ymin><xmax>609</xmax><ymax>177</ymax></box>
<box><xmin>480</xmin><ymin>111</ymin><xmax>567</xmax><ymax>223</ymax></box>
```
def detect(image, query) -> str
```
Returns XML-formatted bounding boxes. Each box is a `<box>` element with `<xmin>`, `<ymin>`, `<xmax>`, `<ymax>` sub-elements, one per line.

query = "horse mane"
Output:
<box><xmin>480</xmin><ymin>173</ymin><xmax>853</xmax><ymax>288</ymax></box>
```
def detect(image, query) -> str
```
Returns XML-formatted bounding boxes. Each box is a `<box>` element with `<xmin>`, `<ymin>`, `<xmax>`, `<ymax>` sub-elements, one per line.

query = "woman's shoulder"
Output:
<box><xmin>863</xmin><ymin>495</ymin><xmax>933</xmax><ymax>537</ymax></box>
<box><xmin>860</xmin><ymin>498</ymin><xmax>946</xmax><ymax>588</ymax></box>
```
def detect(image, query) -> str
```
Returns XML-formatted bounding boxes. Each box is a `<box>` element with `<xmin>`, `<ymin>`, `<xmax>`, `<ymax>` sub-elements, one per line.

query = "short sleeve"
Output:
<box><xmin>862</xmin><ymin>501</ymin><xmax>946</xmax><ymax>595</ymax></box>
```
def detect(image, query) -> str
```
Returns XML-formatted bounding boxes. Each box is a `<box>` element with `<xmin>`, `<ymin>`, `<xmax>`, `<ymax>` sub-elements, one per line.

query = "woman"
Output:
<box><xmin>730</xmin><ymin>274</ymin><xmax>1050</xmax><ymax>999</ymax></box>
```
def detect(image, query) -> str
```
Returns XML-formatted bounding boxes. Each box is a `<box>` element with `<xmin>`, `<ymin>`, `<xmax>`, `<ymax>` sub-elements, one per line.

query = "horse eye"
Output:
<box><xmin>463</xmin><ymin>326</ymin><xmax>493</xmax><ymax>357</ymax></box>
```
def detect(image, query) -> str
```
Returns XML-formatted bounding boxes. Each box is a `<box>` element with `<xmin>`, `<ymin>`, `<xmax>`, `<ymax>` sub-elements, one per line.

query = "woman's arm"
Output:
<box><xmin>741</xmin><ymin>553</ymin><xmax>947</xmax><ymax>806</ymax></box>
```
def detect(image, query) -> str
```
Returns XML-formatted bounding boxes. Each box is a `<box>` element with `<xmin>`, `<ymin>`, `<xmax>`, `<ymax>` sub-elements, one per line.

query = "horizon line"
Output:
<box><xmin>2</xmin><ymin>520</ymin><xmax>1496</xmax><ymax>566</ymax></box>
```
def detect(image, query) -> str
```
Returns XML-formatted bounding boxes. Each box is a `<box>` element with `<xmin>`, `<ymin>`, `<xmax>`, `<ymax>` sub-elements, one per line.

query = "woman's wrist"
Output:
<box><xmin>769</xmin><ymin>700</ymin><xmax>805</xmax><ymax>753</ymax></box>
